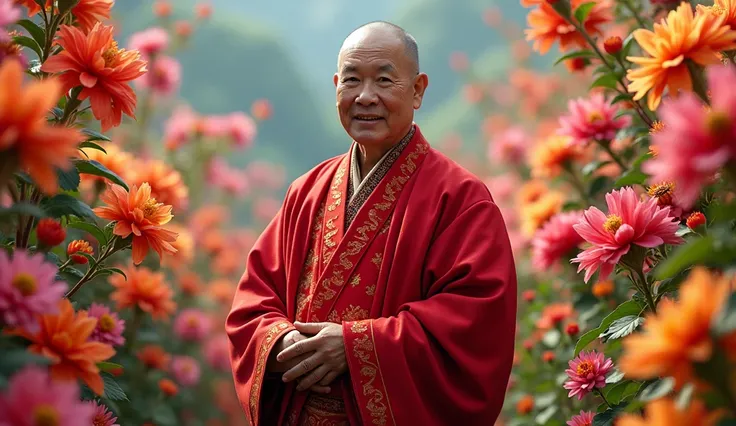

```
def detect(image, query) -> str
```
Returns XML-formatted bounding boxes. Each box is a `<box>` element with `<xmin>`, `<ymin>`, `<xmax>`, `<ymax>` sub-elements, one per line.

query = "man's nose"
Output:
<box><xmin>355</xmin><ymin>84</ymin><xmax>379</xmax><ymax>105</ymax></box>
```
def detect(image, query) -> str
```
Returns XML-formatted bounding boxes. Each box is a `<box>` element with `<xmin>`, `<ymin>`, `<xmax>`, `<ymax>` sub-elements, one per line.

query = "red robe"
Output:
<box><xmin>226</xmin><ymin>125</ymin><xmax>517</xmax><ymax>425</ymax></box>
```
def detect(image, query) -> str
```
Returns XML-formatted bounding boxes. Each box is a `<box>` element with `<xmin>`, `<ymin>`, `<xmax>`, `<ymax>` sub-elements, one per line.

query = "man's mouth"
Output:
<box><xmin>354</xmin><ymin>115</ymin><xmax>382</xmax><ymax>121</ymax></box>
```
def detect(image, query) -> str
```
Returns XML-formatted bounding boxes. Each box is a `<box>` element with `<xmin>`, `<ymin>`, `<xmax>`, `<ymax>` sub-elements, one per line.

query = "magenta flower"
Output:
<box><xmin>0</xmin><ymin>365</ymin><xmax>95</xmax><ymax>425</ymax></box>
<box><xmin>563</xmin><ymin>351</ymin><xmax>614</xmax><ymax>400</ymax></box>
<box><xmin>173</xmin><ymin>308</ymin><xmax>212</xmax><ymax>342</ymax></box>
<box><xmin>0</xmin><ymin>0</ymin><xmax>20</xmax><ymax>41</ymax></box>
<box><xmin>558</xmin><ymin>93</ymin><xmax>631</xmax><ymax>147</ymax></box>
<box><xmin>171</xmin><ymin>355</ymin><xmax>201</xmax><ymax>387</ymax></box>
<box><xmin>643</xmin><ymin>65</ymin><xmax>736</xmax><ymax>208</ymax></box>
<box><xmin>571</xmin><ymin>187</ymin><xmax>683</xmax><ymax>283</ymax></box>
<box><xmin>531</xmin><ymin>210</ymin><xmax>585</xmax><ymax>272</ymax></box>
<box><xmin>127</xmin><ymin>27</ymin><xmax>169</xmax><ymax>57</ymax></box>
<box><xmin>567</xmin><ymin>410</ymin><xmax>595</xmax><ymax>426</ymax></box>
<box><xmin>0</xmin><ymin>249</ymin><xmax>67</xmax><ymax>331</ymax></box>
<box><xmin>135</xmin><ymin>55</ymin><xmax>181</xmax><ymax>96</ymax></box>
<box><xmin>487</xmin><ymin>126</ymin><xmax>528</xmax><ymax>166</ymax></box>
<box><xmin>204</xmin><ymin>334</ymin><xmax>231</xmax><ymax>372</ymax></box>
<box><xmin>89</xmin><ymin>400</ymin><xmax>119</xmax><ymax>426</ymax></box>
<box><xmin>87</xmin><ymin>303</ymin><xmax>126</xmax><ymax>347</ymax></box>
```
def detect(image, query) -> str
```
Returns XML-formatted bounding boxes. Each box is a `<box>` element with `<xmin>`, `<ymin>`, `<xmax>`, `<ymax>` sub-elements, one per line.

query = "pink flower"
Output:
<box><xmin>567</xmin><ymin>410</ymin><xmax>594</xmax><ymax>426</ymax></box>
<box><xmin>89</xmin><ymin>400</ymin><xmax>119</xmax><ymax>426</ymax></box>
<box><xmin>0</xmin><ymin>0</ymin><xmax>20</xmax><ymax>41</ymax></box>
<box><xmin>487</xmin><ymin>126</ymin><xmax>528</xmax><ymax>165</ymax></box>
<box><xmin>531</xmin><ymin>211</ymin><xmax>585</xmax><ymax>272</ymax></box>
<box><xmin>128</xmin><ymin>27</ymin><xmax>169</xmax><ymax>57</ymax></box>
<box><xmin>558</xmin><ymin>93</ymin><xmax>631</xmax><ymax>146</ymax></box>
<box><xmin>164</xmin><ymin>105</ymin><xmax>198</xmax><ymax>150</ymax></box>
<box><xmin>245</xmin><ymin>161</ymin><xmax>286</xmax><ymax>190</ymax></box>
<box><xmin>571</xmin><ymin>187</ymin><xmax>683</xmax><ymax>283</ymax></box>
<box><xmin>563</xmin><ymin>351</ymin><xmax>614</xmax><ymax>400</ymax></box>
<box><xmin>171</xmin><ymin>355</ymin><xmax>201</xmax><ymax>387</ymax></box>
<box><xmin>253</xmin><ymin>197</ymin><xmax>281</xmax><ymax>223</ymax></box>
<box><xmin>643</xmin><ymin>65</ymin><xmax>736</xmax><ymax>208</ymax></box>
<box><xmin>0</xmin><ymin>365</ymin><xmax>95</xmax><ymax>425</ymax></box>
<box><xmin>173</xmin><ymin>308</ymin><xmax>212</xmax><ymax>342</ymax></box>
<box><xmin>204</xmin><ymin>334</ymin><xmax>230</xmax><ymax>372</ymax></box>
<box><xmin>135</xmin><ymin>55</ymin><xmax>181</xmax><ymax>96</ymax></box>
<box><xmin>87</xmin><ymin>303</ymin><xmax>125</xmax><ymax>347</ymax></box>
<box><xmin>0</xmin><ymin>250</ymin><xmax>67</xmax><ymax>332</ymax></box>
<box><xmin>207</xmin><ymin>157</ymin><xmax>250</xmax><ymax>197</ymax></box>
<box><xmin>204</xmin><ymin>112</ymin><xmax>257</xmax><ymax>149</ymax></box>
<box><xmin>484</xmin><ymin>174</ymin><xmax>519</xmax><ymax>204</ymax></box>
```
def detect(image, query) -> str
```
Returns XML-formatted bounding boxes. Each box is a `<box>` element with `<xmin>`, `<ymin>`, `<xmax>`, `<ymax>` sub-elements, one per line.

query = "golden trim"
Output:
<box><xmin>347</xmin><ymin>320</ymin><xmax>391</xmax><ymax>426</ymax></box>
<box><xmin>371</xmin><ymin>321</ymin><xmax>396</xmax><ymax>425</ymax></box>
<box><xmin>250</xmin><ymin>321</ymin><xmax>291</xmax><ymax>423</ymax></box>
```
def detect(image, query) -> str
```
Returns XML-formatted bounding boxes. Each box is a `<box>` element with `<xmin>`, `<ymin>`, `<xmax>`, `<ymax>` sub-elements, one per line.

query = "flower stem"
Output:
<box><xmin>564</xmin><ymin>164</ymin><xmax>592</xmax><ymax>205</ymax></box>
<box><xmin>686</xmin><ymin>60</ymin><xmax>710</xmax><ymax>105</ymax></box>
<box><xmin>620</xmin><ymin>0</ymin><xmax>649</xmax><ymax>29</ymax></box>
<box><xmin>127</xmin><ymin>307</ymin><xmax>143</xmax><ymax>349</ymax></box>
<box><xmin>596</xmin><ymin>389</ymin><xmax>612</xmax><ymax>409</ymax></box>
<box><xmin>635</xmin><ymin>266</ymin><xmax>657</xmax><ymax>315</ymax></box>
<box><xmin>64</xmin><ymin>236</ymin><xmax>119</xmax><ymax>299</ymax></box>
<box><xmin>597</xmin><ymin>140</ymin><xmax>628</xmax><ymax>170</ymax></box>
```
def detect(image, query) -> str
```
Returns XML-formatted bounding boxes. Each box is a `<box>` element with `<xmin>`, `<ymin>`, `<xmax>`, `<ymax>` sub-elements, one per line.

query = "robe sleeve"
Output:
<box><xmin>342</xmin><ymin>199</ymin><xmax>517</xmax><ymax>426</ymax></box>
<box><xmin>226</xmin><ymin>185</ymin><xmax>296</xmax><ymax>425</ymax></box>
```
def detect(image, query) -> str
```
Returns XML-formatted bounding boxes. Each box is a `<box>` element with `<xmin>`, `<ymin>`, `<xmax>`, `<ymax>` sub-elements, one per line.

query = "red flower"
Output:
<box><xmin>36</xmin><ymin>218</ymin><xmax>65</xmax><ymax>247</ymax></box>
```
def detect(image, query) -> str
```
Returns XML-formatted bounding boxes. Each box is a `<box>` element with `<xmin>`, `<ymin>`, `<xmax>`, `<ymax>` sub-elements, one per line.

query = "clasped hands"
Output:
<box><xmin>267</xmin><ymin>321</ymin><xmax>347</xmax><ymax>393</ymax></box>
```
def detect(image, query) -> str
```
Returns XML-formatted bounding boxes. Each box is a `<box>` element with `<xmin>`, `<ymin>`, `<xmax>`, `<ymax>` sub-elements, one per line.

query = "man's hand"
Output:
<box><xmin>277</xmin><ymin>322</ymin><xmax>347</xmax><ymax>392</ymax></box>
<box><xmin>267</xmin><ymin>329</ymin><xmax>332</xmax><ymax>394</ymax></box>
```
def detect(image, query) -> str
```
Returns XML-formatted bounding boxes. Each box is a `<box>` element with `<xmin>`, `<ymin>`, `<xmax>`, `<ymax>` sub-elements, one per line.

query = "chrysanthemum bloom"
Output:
<box><xmin>173</xmin><ymin>308</ymin><xmax>212</xmax><ymax>342</ymax></box>
<box><xmin>87</xmin><ymin>303</ymin><xmax>125</xmax><ymax>347</ymax></box>
<box><xmin>0</xmin><ymin>31</ymin><xmax>27</xmax><ymax>67</ymax></box>
<box><xmin>697</xmin><ymin>0</ymin><xmax>736</xmax><ymax>34</ymax></box>
<box><xmin>619</xmin><ymin>268</ymin><xmax>736</xmax><ymax>386</ymax></box>
<box><xmin>517</xmin><ymin>179</ymin><xmax>549</xmax><ymax>206</ymax></box>
<box><xmin>0</xmin><ymin>0</ymin><xmax>20</xmax><ymax>40</ymax></box>
<box><xmin>646</xmin><ymin>181</ymin><xmax>684</xmax><ymax>218</ymax></box>
<box><xmin>67</xmin><ymin>239</ymin><xmax>94</xmax><ymax>264</ymax></box>
<box><xmin>137</xmin><ymin>344</ymin><xmax>171</xmax><ymax>370</ymax></box>
<box><xmin>78</xmin><ymin>143</ymin><xmax>133</xmax><ymax>190</ymax></box>
<box><xmin>89</xmin><ymin>400</ymin><xmax>119</xmax><ymax>426</ymax></box>
<box><xmin>566</xmin><ymin>322</ymin><xmax>580</xmax><ymax>336</ymax></box>
<box><xmin>592</xmin><ymin>280</ymin><xmax>614</xmax><ymax>297</ymax></box>
<box><xmin>563</xmin><ymin>351</ymin><xmax>614</xmax><ymax>400</ymax></box>
<box><xmin>93</xmin><ymin>182</ymin><xmax>178</xmax><ymax>265</ymax></box>
<box><xmin>525</xmin><ymin>0</ymin><xmax>613</xmax><ymax>54</ymax></box>
<box><xmin>158</xmin><ymin>378</ymin><xmax>178</xmax><ymax>396</ymax></box>
<box><xmin>127</xmin><ymin>27</ymin><xmax>169</xmax><ymax>57</ymax></box>
<box><xmin>171</xmin><ymin>355</ymin><xmax>201</xmax><ymax>387</ymax></box>
<box><xmin>529</xmin><ymin>135</ymin><xmax>583</xmax><ymax>178</ymax></box>
<box><xmin>571</xmin><ymin>187</ymin><xmax>683</xmax><ymax>282</ymax></box>
<box><xmin>0</xmin><ymin>59</ymin><xmax>82</xmax><ymax>194</ymax></box>
<box><xmin>567</xmin><ymin>411</ymin><xmax>594</xmax><ymax>426</ymax></box>
<box><xmin>532</xmin><ymin>210</ymin><xmax>585</xmax><ymax>272</ymax></box>
<box><xmin>70</xmin><ymin>0</ymin><xmax>114</xmax><ymax>32</ymax></box>
<box><xmin>0</xmin><ymin>249</ymin><xmax>67</xmax><ymax>332</ymax></box>
<box><xmin>617</xmin><ymin>398</ymin><xmax>722</xmax><ymax>426</ymax></box>
<box><xmin>0</xmin><ymin>365</ymin><xmax>95</xmax><ymax>425</ymax></box>
<box><xmin>204</xmin><ymin>334</ymin><xmax>230</xmax><ymax>372</ymax></box>
<box><xmin>520</xmin><ymin>191</ymin><xmax>564</xmax><ymax>237</ymax></box>
<box><xmin>643</xmin><ymin>65</ymin><xmax>736</xmax><ymax>208</ymax></box>
<box><xmin>487</xmin><ymin>126</ymin><xmax>529</xmax><ymax>165</ymax></box>
<box><xmin>627</xmin><ymin>3</ymin><xmax>736</xmax><ymax>110</ymax></box>
<box><xmin>13</xmin><ymin>0</ymin><xmax>45</xmax><ymax>16</ymax></box>
<box><xmin>212</xmin><ymin>248</ymin><xmax>243</xmax><ymax>276</ymax></box>
<box><xmin>36</xmin><ymin>218</ymin><xmax>66</xmax><ymax>247</ymax></box>
<box><xmin>40</xmin><ymin>24</ymin><xmax>147</xmax><ymax>131</ymax></box>
<box><xmin>134</xmin><ymin>55</ymin><xmax>181</xmax><ymax>96</ymax></box>
<box><xmin>109</xmin><ymin>264</ymin><xmax>176</xmax><ymax>320</ymax></box>
<box><xmin>8</xmin><ymin>299</ymin><xmax>115</xmax><ymax>395</ymax></box>
<box><xmin>127</xmin><ymin>159</ymin><xmax>189</xmax><ymax>212</ymax></box>
<box><xmin>251</xmin><ymin>98</ymin><xmax>273</xmax><ymax>120</ymax></box>
<box><xmin>208</xmin><ymin>278</ymin><xmax>235</xmax><ymax>306</ymax></box>
<box><xmin>558</xmin><ymin>93</ymin><xmax>631</xmax><ymax>146</ymax></box>
<box><xmin>177</xmin><ymin>271</ymin><xmax>202</xmax><ymax>296</ymax></box>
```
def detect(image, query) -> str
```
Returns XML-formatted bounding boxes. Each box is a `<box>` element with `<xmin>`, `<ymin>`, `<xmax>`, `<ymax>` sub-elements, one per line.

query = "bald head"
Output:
<box><xmin>339</xmin><ymin>21</ymin><xmax>419</xmax><ymax>74</ymax></box>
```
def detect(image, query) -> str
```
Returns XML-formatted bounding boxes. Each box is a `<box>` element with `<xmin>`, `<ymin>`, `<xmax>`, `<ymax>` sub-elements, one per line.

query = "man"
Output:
<box><xmin>227</xmin><ymin>21</ymin><xmax>517</xmax><ymax>426</ymax></box>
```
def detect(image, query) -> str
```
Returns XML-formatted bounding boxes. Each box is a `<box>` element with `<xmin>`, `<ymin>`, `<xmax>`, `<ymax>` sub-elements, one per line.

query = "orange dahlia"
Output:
<box><xmin>697</xmin><ymin>0</ymin><xmax>736</xmax><ymax>31</ymax></box>
<box><xmin>617</xmin><ymin>398</ymin><xmax>722</xmax><ymax>426</ymax></box>
<box><xmin>109</xmin><ymin>264</ymin><xmax>176</xmax><ymax>320</ymax></box>
<box><xmin>92</xmin><ymin>183</ymin><xmax>178</xmax><ymax>265</ymax></box>
<box><xmin>8</xmin><ymin>298</ymin><xmax>115</xmax><ymax>395</ymax></box>
<box><xmin>0</xmin><ymin>59</ymin><xmax>82</xmax><ymax>194</ymax></box>
<box><xmin>40</xmin><ymin>23</ymin><xmax>147</xmax><ymax>131</ymax></box>
<box><xmin>69</xmin><ymin>0</ymin><xmax>114</xmax><ymax>32</ymax></box>
<box><xmin>161</xmin><ymin>223</ymin><xmax>194</xmax><ymax>270</ymax></box>
<box><xmin>627</xmin><ymin>2</ymin><xmax>736</xmax><ymax>110</ymax></box>
<box><xmin>525</xmin><ymin>0</ymin><xmax>613</xmax><ymax>54</ymax></box>
<box><xmin>128</xmin><ymin>159</ymin><xmax>189</xmax><ymax>211</ymax></box>
<box><xmin>520</xmin><ymin>191</ymin><xmax>564</xmax><ymax>237</ymax></box>
<box><xmin>529</xmin><ymin>135</ymin><xmax>583</xmax><ymax>178</ymax></box>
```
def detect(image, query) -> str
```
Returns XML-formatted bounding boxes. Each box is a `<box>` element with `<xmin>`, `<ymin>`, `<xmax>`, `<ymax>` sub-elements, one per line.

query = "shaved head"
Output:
<box><xmin>339</xmin><ymin>21</ymin><xmax>419</xmax><ymax>74</ymax></box>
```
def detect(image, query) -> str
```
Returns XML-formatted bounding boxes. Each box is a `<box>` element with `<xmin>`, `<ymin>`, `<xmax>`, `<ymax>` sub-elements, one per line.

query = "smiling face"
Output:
<box><xmin>334</xmin><ymin>27</ymin><xmax>428</xmax><ymax>148</ymax></box>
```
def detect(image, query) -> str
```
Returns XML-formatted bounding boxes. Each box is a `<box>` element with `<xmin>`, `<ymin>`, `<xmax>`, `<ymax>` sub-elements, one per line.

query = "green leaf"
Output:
<box><xmin>56</xmin><ymin>166</ymin><xmax>80</xmax><ymax>191</ymax></box>
<box><xmin>535</xmin><ymin>392</ymin><xmax>557</xmax><ymax>408</ymax></box>
<box><xmin>605</xmin><ymin>369</ymin><xmax>625</xmax><ymax>384</ymax></box>
<box><xmin>67</xmin><ymin>220</ymin><xmax>108</xmax><ymax>246</ymax></box>
<box><xmin>575</xmin><ymin>300</ymin><xmax>642</xmax><ymax>356</ymax></box>
<box><xmin>591</xmin><ymin>73</ymin><xmax>619</xmax><ymax>90</ymax></box>
<box><xmin>717</xmin><ymin>419</ymin><xmax>736</xmax><ymax>426</ymax></box>
<box><xmin>713</xmin><ymin>293</ymin><xmax>736</xmax><ymax>336</ymax></box>
<box><xmin>78</xmin><ymin>141</ymin><xmax>107</xmax><ymax>154</ymax></box>
<box><xmin>58</xmin><ymin>266</ymin><xmax>84</xmax><ymax>282</ymax></box>
<box><xmin>614</xmin><ymin>170</ymin><xmax>648</xmax><ymax>188</ymax></box>
<box><xmin>563</xmin><ymin>201</ymin><xmax>584</xmax><ymax>211</ymax></box>
<box><xmin>97</xmin><ymin>362</ymin><xmax>123</xmax><ymax>373</ymax></box>
<box><xmin>16</xmin><ymin>19</ymin><xmax>46</xmax><ymax>49</ymax></box>
<box><xmin>12</xmin><ymin>35</ymin><xmax>42</xmax><ymax>58</ymax></box>
<box><xmin>582</xmin><ymin>160</ymin><xmax>612</xmax><ymax>177</ymax></box>
<box><xmin>604</xmin><ymin>380</ymin><xmax>642</xmax><ymax>405</ymax></box>
<box><xmin>574</xmin><ymin>2</ymin><xmax>597</xmax><ymax>24</ymax></box>
<box><xmin>81</xmin><ymin>128</ymin><xmax>111</xmax><ymax>142</ymax></box>
<box><xmin>554</xmin><ymin>49</ymin><xmax>596</xmax><ymax>65</ymax></box>
<box><xmin>654</xmin><ymin>236</ymin><xmax>714</xmax><ymax>280</ymax></box>
<box><xmin>100</xmin><ymin>267</ymin><xmax>127</xmax><ymax>280</ymax></box>
<box><xmin>102</xmin><ymin>373</ymin><xmax>128</xmax><ymax>401</ymax></box>
<box><xmin>611</xmin><ymin>93</ymin><xmax>634</xmax><ymax>105</ymax></box>
<box><xmin>50</xmin><ymin>107</ymin><xmax>64</xmax><ymax>120</ymax></box>
<box><xmin>535</xmin><ymin>406</ymin><xmax>558</xmax><ymax>424</ymax></box>
<box><xmin>633</xmin><ymin>152</ymin><xmax>653</xmax><ymax>168</ymax></box>
<box><xmin>621</xmin><ymin>33</ymin><xmax>637</xmax><ymax>58</ymax></box>
<box><xmin>0</xmin><ymin>349</ymin><xmax>51</xmax><ymax>377</ymax></box>
<box><xmin>676</xmin><ymin>383</ymin><xmax>695</xmax><ymax>410</ymax></box>
<box><xmin>40</xmin><ymin>193</ymin><xmax>95</xmax><ymax>220</ymax></box>
<box><xmin>639</xmin><ymin>377</ymin><xmax>675</xmax><ymax>401</ymax></box>
<box><xmin>654</xmin><ymin>268</ymin><xmax>690</xmax><ymax>300</ymax></box>
<box><xmin>600</xmin><ymin>315</ymin><xmax>644</xmax><ymax>342</ymax></box>
<box><xmin>73</xmin><ymin>159</ymin><xmax>128</xmax><ymax>190</ymax></box>
<box><xmin>152</xmin><ymin>404</ymin><xmax>177</xmax><ymax>426</ymax></box>
<box><xmin>592</xmin><ymin>404</ymin><xmax>624</xmax><ymax>426</ymax></box>
<box><xmin>0</xmin><ymin>202</ymin><xmax>47</xmax><ymax>219</ymax></box>
<box><xmin>588</xmin><ymin>176</ymin><xmax>610</xmax><ymax>197</ymax></box>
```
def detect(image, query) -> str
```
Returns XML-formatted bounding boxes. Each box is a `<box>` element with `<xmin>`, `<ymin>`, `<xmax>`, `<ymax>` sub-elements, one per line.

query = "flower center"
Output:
<box><xmin>603</xmin><ymin>214</ymin><xmax>623</xmax><ymax>234</ymax></box>
<box><xmin>587</xmin><ymin>110</ymin><xmax>604</xmax><ymax>123</ymax></box>
<box><xmin>711</xmin><ymin>5</ymin><xmax>726</xmax><ymax>15</ymax></box>
<box><xmin>33</xmin><ymin>404</ymin><xmax>59</xmax><ymax>426</ymax></box>
<box><xmin>93</xmin><ymin>414</ymin><xmax>108</xmax><ymax>426</ymax></box>
<box><xmin>51</xmin><ymin>332</ymin><xmax>72</xmax><ymax>351</ymax></box>
<box><xmin>576</xmin><ymin>360</ymin><xmax>594</xmax><ymax>377</ymax></box>
<box><xmin>102</xmin><ymin>41</ymin><xmax>121</xmax><ymax>67</ymax></box>
<box><xmin>186</xmin><ymin>317</ymin><xmax>200</xmax><ymax>328</ymax></box>
<box><xmin>142</xmin><ymin>198</ymin><xmax>159</xmax><ymax>218</ymax></box>
<box><xmin>647</xmin><ymin>182</ymin><xmax>675</xmax><ymax>206</ymax></box>
<box><xmin>12</xmin><ymin>273</ymin><xmax>37</xmax><ymax>296</ymax></box>
<box><xmin>98</xmin><ymin>314</ymin><xmax>116</xmax><ymax>332</ymax></box>
<box><xmin>706</xmin><ymin>110</ymin><xmax>731</xmax><ymax>136</ymax></box>
<box><xmin>649</xmin><ymin>120</ymin><xmax>665</xmax><ymax>135</ymax></box>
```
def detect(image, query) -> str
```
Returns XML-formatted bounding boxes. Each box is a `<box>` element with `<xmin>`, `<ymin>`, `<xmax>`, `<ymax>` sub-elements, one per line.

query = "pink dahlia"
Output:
<box><xmin>567</xmin><ymin>410</ymin><xmax>594</xmax><ymax>426</ymax></box>
<box><xmin>0</xmin><ymin>365</ymin><xmax>95</xmax><ymax>425</ymax></box>
<box><xmin>135</xmin><ymin>55</ymin><xmax>181</xmax><ymax>96</ymax></box>
<box><xmin>127</xmin><ymin>27</ymin><xmax>169</xmax><ymax>57</ymax></box>
<box><xmin>642</xmin><ymin>65</ymin><xmax>736</xmax><ymax>208</ymax></box>
<box><xmin>207</xmin><ymin>157</ymin><xmax>250</xmax><ymax>197</ymax></box>
<box><xmin>487</xmin><ymin>126</ymin><xmax>528</xmax><ymax>166</ymax></box>
<box><xmin>558</xmin><ymin>92</ymin><xmax>631</xmax><ymax>147</ymax></box>
<box><xmin>253</xmin><ymin>197</ymin><xmax>281</xmax><ymax>223</ymax></box>
<box><xmin>531</xmin><ymin>210</ymin><xmax>585</xmax><ymax>272</ymax></box>
<box><xmin>563</xmin><ymin>351</ymin><xmax>614</xmax><ymax>400</ymax></box>
<box><xmin>87</xmin><ymin>303</ymin><xmax>126</xmax><ymax>347</ymax></box>
<box><xmin>171</xmin><ymin>355</ymin><xmax>201</xmax><ymax>387</ymax></box>
<box><xmin>484</xmin><ymin>174</ymin><xmax>519</xmax><ymax>205</ymax></box>
<box><xmin>0</xmin><ymin>0</ymin><xmax>20</xmax><ymax>41</ymax></box>
<box><xmin>164</xmin><ymin>105</ymin><xmax>198</xmax><ymax>150</ymax></box>
<box><xmin>173</xmin><ymin>308</ymin><xmax>212</xmax><ymax>342</ymax></box>
<box><xmin>0</xmin><ymin>250</ymin><xmax>67</xmax><ymax>331</ymax></box>
<box><xmin>204</xmin><ymin>334</ymin><xmax>231</xmax><ymax>372</ymax></box>
<box><xmin>245</xmin><ymin>160</ymin><xmax>286</xmax><ymax>190</ymax></box>
<box><xmin>89</xmin><ymin>400</ymin><xmax>119</xmax><ymax>426</ymax></box>
<box><xmin>571</xmin><ymin>187</ymin><xmax>683</xmax><ymax>283</ymax></box>
<box><xmin>204</xmin><ymin>112</ymin><xmax>257</xmax><ymax>149</ymax></box>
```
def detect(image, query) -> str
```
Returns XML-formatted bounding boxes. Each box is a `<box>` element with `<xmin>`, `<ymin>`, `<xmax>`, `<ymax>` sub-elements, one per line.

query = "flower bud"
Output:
<box><xmin>542</xmin><ymin>351</ymin><xmax>556</xmax><ymax>362</ymax></box>
<box><xmin>566</xmin><ymin>322</ymin><xmax>580</xmax><ymax>336</ymax></box>
<box><xmin>67</xmin><ymin>239</ymin><xmax>93</xmax><ymax>264</ymax></box>
<box><xmin>686</xmin><ymin>211</ymin><xmax>706</xmax><ymax>229</ymax></box>
<box><xmin>604</xmin><ymin>36</ymin><xmax>623</xmax><ymax>54</ymax></box>
<box><xmin>522</xmin><ymin>290</ymin><xmax>536</xmax><ymax>302</ymax></box>
<box><xmin>36</xmin><ymin>218</ymin><xmax>66</xmax><ymax>247</ymax></box>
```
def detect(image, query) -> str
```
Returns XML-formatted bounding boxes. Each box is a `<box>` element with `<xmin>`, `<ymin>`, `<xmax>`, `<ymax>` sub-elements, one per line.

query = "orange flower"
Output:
<box><xmin>592</xmin><ymin>280</ymin><xmax>615</xmax><ymax>298</ymax></box>
<box><xmin>159</xmin><ymin>378</ymin><xmax>179</xmax><ymax>396</ymax></box>
<box><xmin>0</xmin><ymin>59</ymin><xmax>82</xmax><ymax>194</ymax></box>
<box><xmin>70</xmin><ymin>0</ymin><xmax>114</xmax><ymax>32</ymax></box>
<box><xmin>109</xmin><ymin>264</ymin><xmax>176</xmax><ymax>320</ymax></box>
<box><xmin>529</xmin><ymin>135</ymin><xmax>583</xmax><ymax>178</ymax></box>
<box><xmin>212</xmin><ymin>248</ymin><xmax>241</xmax><ymax>276</ymax></box>
<box><xmin>209</xmin><ymin>278</ymin><xmax>235</xmax><ymax>306</ymax></box>
<box><xmin>697</xmin><ymin>0</ymin><xmax>736</xmax><ymax>31</ymax></box>
<box><xmin>78</xmin><ymin>143</ymin><xmax>133</xmax><ymax>188</ymax></box>
<box><xmin>521</xmin><ymin>191</ymin><xmax>564</xmax><ymax>237</ymax></box>
<box><xmin>41</xmin><ymin>24</ymin><xmax>147</xmax><ymax>131</ymax></box>
<box><xmin>14</xmin><ymin>0</ymin><xmax>46</xmax><ymax>15</ymax></box>
<box><xmin>627</xmin><ymin>2</ymin><xmax>736</xmax><ymax>110</ymax></box>
<box><xmin>517</xmin><ymin>180</ymin><xmax>549</xmax><ymax>206</ymax></box>
<box><xmin>516</xmin><ymin>395</ymin><xmax>534</xmax><ymax>415</ymax></box>
<box><xmin>93</xmin><ymin>183</ymin><xmax>178</xmax><ymax>265</ymax></box>
<box><xmin>525</xmin><ymin>0</ymin><xmax>613</xmax><ymax>54</ymax></box>
<box><xmin>189</xmin><ymin>205</ymin><xmax>230</xmax><ymax>235</ymax></box>
<box><xmin>617</xmin><ymin>398</ymin><xmax>722</xmax><ymax>426</ymax></box>
<box><xmin>137</xmin><ymin>344</ymin><xmax>171</xmax><ymax>370</ymax></box>
<box><xmin>8</xmin><ymin>299</ymin><xmax>115</xmax><ymax>395</ymax></box>
<box><xmin>161</xmin><ymin>223</ymin><xmax>194</xmax><ymax>269</ymax></box>
<box><xmin>619</xmin><ymin>268</ymin><xmax>736</xmax><ymax>387</ymax></box>
<box><xmin>128</xmin><ymin>159</ymin><xmax>189</xmax><ymax>211</ymax></box>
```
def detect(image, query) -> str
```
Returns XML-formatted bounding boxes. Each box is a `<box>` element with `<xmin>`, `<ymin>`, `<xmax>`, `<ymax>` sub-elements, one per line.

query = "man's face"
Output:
<box><xmin>334</xmin><ymin>33</ymin><xmax>427</xmax><ymax>147</ymax></box>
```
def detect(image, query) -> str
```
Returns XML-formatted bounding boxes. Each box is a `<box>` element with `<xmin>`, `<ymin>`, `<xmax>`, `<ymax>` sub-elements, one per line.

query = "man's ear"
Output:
<box><xmin>413</xmin><ymin>73</ymin><xmax>429</xmax><ymax>109</ymax></box>
<box><xmin>333</xmin><ymin>73</ymin><xmax>339</xmax><ymax>87</ymax></box>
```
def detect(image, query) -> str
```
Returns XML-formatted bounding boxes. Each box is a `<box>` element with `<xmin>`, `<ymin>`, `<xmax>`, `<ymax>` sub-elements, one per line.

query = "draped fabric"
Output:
<box><xmin>226</xmin><ymin>124</ymin><xmax>517</xmax><ymax>426</ymax></box>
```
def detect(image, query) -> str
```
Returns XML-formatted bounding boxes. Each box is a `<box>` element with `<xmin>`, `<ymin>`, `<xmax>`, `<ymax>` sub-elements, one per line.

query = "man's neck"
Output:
<box><xmin>356</xmin><ymin>126</ymin><xmax>413</xmax><ymax>178</ymax></box>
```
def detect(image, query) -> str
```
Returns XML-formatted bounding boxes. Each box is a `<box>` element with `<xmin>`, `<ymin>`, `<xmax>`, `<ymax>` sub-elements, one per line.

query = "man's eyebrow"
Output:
<box><xmin>341</xmin><ymin>64</ymin><xmax>357</xmax><ymax>73</ymax></box>
<box><xmin>378</xmin><ymin>64</ymin><xmax>397</xmax><ymax>73</ymax></box>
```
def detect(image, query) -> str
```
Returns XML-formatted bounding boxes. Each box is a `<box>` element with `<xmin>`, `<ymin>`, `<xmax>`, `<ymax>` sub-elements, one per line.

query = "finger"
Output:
<box><xmin>309</xmin><ymin>385</ymin><xmax>331</xmax><ymax>394</ymax></box>
<box><xmin>296</xmin><ymin>364</ymin><xmax>330</xmax><ymax>391</ymax></box>
<box><xmin>282</xmin><ymin>353</ymin><xmax>321</xmax><ymax>382</ymax></box>
<box><xmin>294</xmin><ymin>321</ymin><xmax>328</xmax><ymax>334</ymax></box>
<box><xmin>318</xmin><ymin>370</ymin><xmax>339</xmax><ymax>387</ymax></box>
<box><xmin>277</xmin><ymin>335</ymin><xmax>320</xmax><ymax>362</ymax></box>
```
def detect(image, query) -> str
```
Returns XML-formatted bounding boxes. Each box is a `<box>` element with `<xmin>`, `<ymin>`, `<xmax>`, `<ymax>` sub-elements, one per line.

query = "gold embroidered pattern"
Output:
<box><xmin>348</xmin><ymin>320</ymin><xmax>390</xmax><ymax>426</ymax></box>
<box><xmin>349</xmin><ymin>274</ymin><xmax>361</xmax><ymax>287</ymax></box>
<box><xmin>250</xmin><ymin>322</ymin><xmax>290</xmax><ymax>423</ymax></box>
<box><xmin>297</xmin><ymin>395</ymin><xmax>349</xmax><ymax>426</ymax></box>
<box><xmin>371</xmin><ymin>252</ymin><xmax>383</xmax><ymax>268</ymax></box>
<box><xmin>296</xmin><ymin>205</ymin><xmax>325</xmax><ymax>321</ymax></box>
<box><xmin>342</xmin><ymin>304</ymin><xmax>370</xmax><ymax>321</ymax></box>
<box><xmin>365</xmin><ymin>284</ymin><xmax>376</xmax><ymax>297</ymax></box>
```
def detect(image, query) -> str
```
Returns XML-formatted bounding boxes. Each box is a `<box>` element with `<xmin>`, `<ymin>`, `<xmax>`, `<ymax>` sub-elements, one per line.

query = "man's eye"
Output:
<box><xmin>378</xmin><ymin>77</ymin><xmax>392</xmax><ymax>82</ymax></box>
<box><xmin>342</xmin><ymin>77</ymin><xmax>358</xmax><ymax>83</ymax></box>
